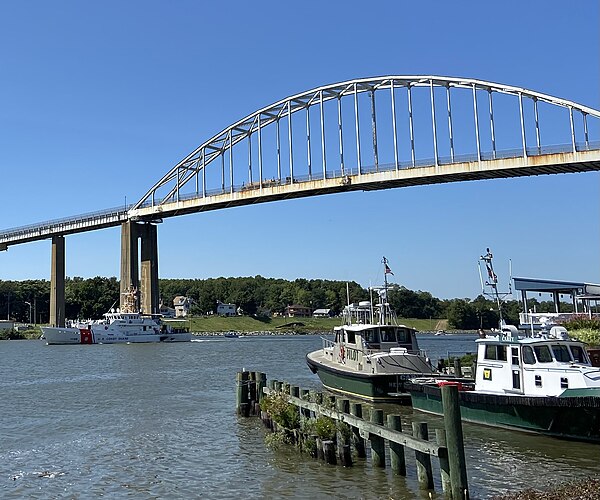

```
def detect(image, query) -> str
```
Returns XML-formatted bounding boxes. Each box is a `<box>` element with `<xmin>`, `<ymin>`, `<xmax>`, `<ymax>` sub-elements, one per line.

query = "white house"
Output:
<box><xmin>173</xmin><ymin>296</ymin><xmax>193</xmax><ymax>318</ymax></box>
<box><xmin>217</xmin><ymin>300</ymin><xmax>236</xmax><ymax>317</ymax></box>
<box><xmin>313</xmin><ymin>308</ymin><xmax>333</xmax><ymax>318</ymax></box>
<box><xmin>0</xmin><ymin>320</ymin><xmax>14</xmax><ymax>331</ymax></box>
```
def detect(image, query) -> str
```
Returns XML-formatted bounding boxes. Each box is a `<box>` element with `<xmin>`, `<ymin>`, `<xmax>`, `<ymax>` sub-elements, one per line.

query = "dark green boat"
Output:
<box><xmin>306</xmin><ymin>258</ymin><xmax>435</xmax><ymax>403</ymax></box>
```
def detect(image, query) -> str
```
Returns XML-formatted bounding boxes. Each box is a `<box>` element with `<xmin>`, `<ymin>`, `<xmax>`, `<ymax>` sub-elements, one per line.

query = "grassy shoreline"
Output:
<box><xmin>167</xmin><ymin>315</ymin><xmax>448</xmax><ymax>334</ymax></box>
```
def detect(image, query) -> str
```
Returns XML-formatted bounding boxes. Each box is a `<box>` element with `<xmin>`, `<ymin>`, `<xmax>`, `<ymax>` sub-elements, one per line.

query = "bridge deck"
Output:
<box><xmin>1</xmin><ymin>147</ymin><xmax>599</xmax><ymax>248</ymax></box>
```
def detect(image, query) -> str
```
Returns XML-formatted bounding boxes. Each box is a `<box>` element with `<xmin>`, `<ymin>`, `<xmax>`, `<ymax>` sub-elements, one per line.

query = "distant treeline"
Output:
<box><xmin>0</xmin><ymin>276</ymin><xmax>573</xmax><ymax>329</ymax></box>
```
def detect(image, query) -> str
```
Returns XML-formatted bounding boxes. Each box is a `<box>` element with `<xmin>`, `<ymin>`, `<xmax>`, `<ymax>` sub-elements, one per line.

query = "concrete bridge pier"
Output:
<box><xmin>49</xmin><ymin>235</ymin><xmax>65</xmax><ymax>327</ymax></box>
<box><xmin>120</xmin><ymin>221</ymin><xmax>159</xmax><ymax>314</ymax></box>
<box><xmin>140</xmin><ymin>223</ymin><xmax>159</xmax><ymax>315</ymax></box>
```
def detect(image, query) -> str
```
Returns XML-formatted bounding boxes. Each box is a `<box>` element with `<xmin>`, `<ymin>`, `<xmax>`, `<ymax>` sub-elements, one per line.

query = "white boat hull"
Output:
<box><xmin>41</xmin><ymin>326</ymin><xmax>192</xmax><ymax>345</ymax></box>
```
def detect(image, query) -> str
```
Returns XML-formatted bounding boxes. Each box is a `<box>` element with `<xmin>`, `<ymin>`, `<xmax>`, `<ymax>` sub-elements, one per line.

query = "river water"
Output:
<box><xmin>1</xmin><ymin>334</ymin><xmax>598</xmax><ymax>499</ymax></box>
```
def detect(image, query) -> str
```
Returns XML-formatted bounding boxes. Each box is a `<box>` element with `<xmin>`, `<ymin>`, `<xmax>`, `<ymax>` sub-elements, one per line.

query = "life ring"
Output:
<box><xmin>340</xmin><ymin>345</ymin><xmax>345</xmax><ymax>360</ymax></box>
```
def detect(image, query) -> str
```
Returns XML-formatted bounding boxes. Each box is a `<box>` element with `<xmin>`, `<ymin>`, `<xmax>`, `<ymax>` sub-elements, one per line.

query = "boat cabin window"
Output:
<box><xmin>363</xmin><ymin>329</ymin><xmax>378</xmax><ymax>344</ymax></box>
<box><xmin>380</xmin><ymin>327</ymin><xmax>396</xmax><ymax>343</ymax></box>
<box><xmin>533</xmin><ymin>345</ymin><xmax>553</xmax><ymax>363</ymax></box>
<box><xmin>569</xmin><ymin>345</ymin><xmax>587</xmax><ymax>363</ymax></box>
<box><xmin>522</xmin><ymin>346</ymin><xmax>535</xmax><ymax>365</ymax></box>
<box><xmin>484</xmin><ymin>344</ymin><xmax>507</xmax><ymax>361</ymax></box>
<box><xmin>346</xmin><ymin>331</ymin><xmax>356</xmax><ymax>344</ymax></box>
<box><xmin>396</xmin><ymin>328</ymin><xmax>411</xmax><ymax>344</ymax></box>
<box><xmin>551</xmin><ymin>344</ymin><xmax>571</xmax><ymax>363</ymax></box>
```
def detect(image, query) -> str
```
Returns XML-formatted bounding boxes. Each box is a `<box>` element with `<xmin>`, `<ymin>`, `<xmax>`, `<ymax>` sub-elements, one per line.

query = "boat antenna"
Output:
<box><xmin>381</xmin><ymin>257</ymin><xmax>394</xmax><ymax>325</ymax></box>
<box><xmin>479</xmin><ymin>248</ymin><xmax>511</xmax><ymax>327</ymax></box>
<box><xmin>369</xmin><ymin>284</ymin><xmax>374</xmax><ymax>324</ymax></box>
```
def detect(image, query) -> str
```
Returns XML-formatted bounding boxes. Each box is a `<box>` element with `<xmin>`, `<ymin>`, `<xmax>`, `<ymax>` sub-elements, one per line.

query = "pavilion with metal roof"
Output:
<box><xmin>513</xmin><ymin>277</ymin><xmax>600</xmax><ymax>323</ymax></box>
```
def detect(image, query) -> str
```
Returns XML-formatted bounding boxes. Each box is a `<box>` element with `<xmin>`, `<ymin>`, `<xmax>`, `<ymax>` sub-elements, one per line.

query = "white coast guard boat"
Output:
<box><xmin>41</xmin><ymin>289</ymin><xmax>192</xmax><ymax>345</ymax></box>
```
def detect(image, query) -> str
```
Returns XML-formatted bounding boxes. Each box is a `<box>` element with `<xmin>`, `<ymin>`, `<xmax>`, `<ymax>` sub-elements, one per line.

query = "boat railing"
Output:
<box><xmin>321</xmin><ymin>337</ymin><xmax>336</xmax><ymax>350</ymax></box>
<box><xmin>520</xmin><ymin>311</ymin><xmax>600</xmax><ymax>327</ymax></box>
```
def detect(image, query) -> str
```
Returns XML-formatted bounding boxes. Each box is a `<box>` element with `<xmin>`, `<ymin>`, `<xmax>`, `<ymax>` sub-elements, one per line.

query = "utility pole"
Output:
<box><xmin>25</xmin><ymin>301</ymin><xmax>32</xmax><ymax>324</ymax></box>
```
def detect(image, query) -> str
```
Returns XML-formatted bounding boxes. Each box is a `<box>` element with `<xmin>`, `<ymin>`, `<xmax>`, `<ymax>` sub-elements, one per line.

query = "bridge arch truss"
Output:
<box><xmin>132</xmin><ymin>75</ymin><xmax>600</xmax><ymax>219</ymax></box>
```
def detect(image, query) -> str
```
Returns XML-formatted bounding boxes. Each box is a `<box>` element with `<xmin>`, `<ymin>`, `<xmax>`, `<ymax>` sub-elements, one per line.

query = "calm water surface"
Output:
<box><xmin>1</xmin><ymin>334</ymin><xmax>598</xmax><ymax>499</ymax></box>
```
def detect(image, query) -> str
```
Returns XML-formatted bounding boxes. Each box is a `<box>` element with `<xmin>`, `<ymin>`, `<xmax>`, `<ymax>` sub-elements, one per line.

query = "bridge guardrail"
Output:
<box><xmin>134</xmin><ymin>140</ymin><xmax>600</xmax><ymax>209</ymax></box>
<box><xmin>0</xmin><ymin>206</ymin><xmax>130</xmax><ymax>242</ymax></box>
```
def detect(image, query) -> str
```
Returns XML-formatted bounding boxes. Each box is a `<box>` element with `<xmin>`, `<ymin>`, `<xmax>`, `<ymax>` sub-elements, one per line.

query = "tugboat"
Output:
<box><xmin>306</xmin><ymin>257</ymin><xmax>435</xmax><ymax>403</ymax></box>
<box><xmin>406</xmin><ymin>249</ymin><xmax>600</xmax><ymax>442</ymax></box>
<box><xmin>41</xmin><ymin>288</ymin><xmax>192</xmax><ymax>345</ymax></box>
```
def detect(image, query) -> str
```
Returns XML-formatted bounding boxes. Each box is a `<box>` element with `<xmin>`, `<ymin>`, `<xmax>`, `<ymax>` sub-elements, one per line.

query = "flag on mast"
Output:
<box><xmin>384</xmin><ymin>262</ymin><xmax>394</xmax><ymax>275</ymax></box>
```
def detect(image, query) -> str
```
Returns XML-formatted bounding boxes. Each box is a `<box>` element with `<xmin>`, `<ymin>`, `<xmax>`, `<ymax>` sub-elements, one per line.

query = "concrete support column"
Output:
<box><xmin>120</xmin><ymin>221</ymin><xmax>139</xmax><ymax>311</ymax></box>
<box><xmin>50</xmin><ymin>235</ymin><xmax>65</xmax><ymax>327</ymax></box>
<box><xmin>140</xmin><ymin>223</ymin><xmax>159</xmax><ymax>315</ymax></box>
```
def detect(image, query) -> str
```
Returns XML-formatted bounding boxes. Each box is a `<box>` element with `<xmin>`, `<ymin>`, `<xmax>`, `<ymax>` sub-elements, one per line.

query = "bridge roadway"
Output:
<box><xmin>2</xmin><ymin>146</ymin><xmax>599</xmax><ymax>249</ymax></box>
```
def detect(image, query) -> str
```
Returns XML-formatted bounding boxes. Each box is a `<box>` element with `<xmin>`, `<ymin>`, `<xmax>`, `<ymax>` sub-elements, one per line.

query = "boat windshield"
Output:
<box><xmin>363</xmin><ymin>328</ymin><xmax>378</xmax><ymax>344</ymax></box>
<box><xmin>522</xmin><ymin>346</ymin><xmax>535</xmax><ymax>364</ymax></box>
<box><xmin>484</xmin><ymin>344</ymin><xmax>507</xmax><ymax>361</ymax></box>
<box><xmin>380</xmin><ymin>327</ymin><xmax>396</xmax><ymax>342</ymax></box>
<box><xmin>551</xmin><ymin>344</ymin><xmax>571</xmax><ymax>363</ymax></box>
<box><xmin>569</xmin><ymin>344</ymin><xmax>588</xmax><ymax>363</ymax></box>
<box><xmin>533</xmin><ymin>345</ymin><xmax>553</xmax><ymax>363</ymax></box>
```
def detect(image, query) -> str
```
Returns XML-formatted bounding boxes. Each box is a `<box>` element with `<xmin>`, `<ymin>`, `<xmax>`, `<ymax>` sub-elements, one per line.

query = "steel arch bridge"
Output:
<box><xmin>129</xmin><ymin>75</ymin><xmax>600</xmax><ymax>221</ymax></box>
<box><xmin>2</xmin><ymin>75</ymin><xmax>600</xmax><ymax>247</ymax></box>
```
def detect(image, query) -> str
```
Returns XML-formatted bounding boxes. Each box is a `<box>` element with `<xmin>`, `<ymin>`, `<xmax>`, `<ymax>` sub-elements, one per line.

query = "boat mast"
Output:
<box><xmin>479</xmin><ymin>248</ymin><xmax>511</xmax><ymax>327</ymax></box>
<box><xmin>381</xmin><ymin>256</ymin><xmax>391</xmax><ymax>325</ymax></box>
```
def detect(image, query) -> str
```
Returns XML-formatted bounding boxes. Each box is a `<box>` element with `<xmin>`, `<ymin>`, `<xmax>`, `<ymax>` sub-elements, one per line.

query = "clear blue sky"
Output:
<box><xmin>0</xmin><ymin>1</ymin><xmax>598</xmax><ymax>299</ymax></box>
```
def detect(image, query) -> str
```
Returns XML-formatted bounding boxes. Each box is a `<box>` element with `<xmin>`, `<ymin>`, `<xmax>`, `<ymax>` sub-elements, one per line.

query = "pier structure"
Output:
<box><xmin>237</xmin><ymin>371</ymin><xmax>469</xmax><ymax>499</ymax></box>
<box><xmin>120</xmin><ymin>221</ymin><xmax>160</xmax><ymax>314</ymax></box>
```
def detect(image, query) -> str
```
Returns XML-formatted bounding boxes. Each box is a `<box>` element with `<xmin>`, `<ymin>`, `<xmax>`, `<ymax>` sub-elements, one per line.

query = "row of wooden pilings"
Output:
<box><xmin>236</xmin><ymin>371</ymin><xmax>469</xmax><ymax>500</ymax></box>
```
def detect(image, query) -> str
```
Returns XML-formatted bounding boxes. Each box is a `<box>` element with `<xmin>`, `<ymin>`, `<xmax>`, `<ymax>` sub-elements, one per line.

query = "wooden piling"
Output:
<box><xmin>300</xmin><ymin>389</ymin><xmax>311</xmax><ymax>418</ymax></box>
<box><xmin>335</xmin><ymin>398</ymin><xmax>350</xmax><ymax>414</ymax></box>
<box><xmin>387</xmin><ymin>414</ymin><xmax>406</xmax><ymax>475</ymax></box>
<box><xmin>323</xmin><ymin>440</ymin><xmax>337</xmax><ymax>465</ymax></box>
<box><xmin>413</xmin><ymin>422</ymin><xmax>434</xmax><ymax>489</ymax></box>
<box><xmin>369</xmin><ymin>408</ymin><xmax>385</xmax><ymax>468</ymax></box>
<box><xmin>236</xmin><ymin>371</ymin><xmax>249</xmax><ymax>415</ymax></box>
<box><xmin>436</xmin><ymin>428</ymin><xmax>452</xmax><ymax>496</ymax></box>
<box><xmin>257</xmin><ymin>372</ymin><xmax>267</xmax><ymax>403</ymax></box>
<box><xmin>316</xmin><ymin>437</ymin><xmax>324</xmax><ymax>460</ymax></box>
<box><xmin>453</xmin><ymin>358</ymin><xmax>463</xmax><ymax>378</ymax></box>
<box><xmin>340</xmin><ymin>444</ymin><xmax>352</xmax><ymax>467</ymax></box>
<box><xmin>350</xmin><ymin>402</ymin><xmax>366</xmax><ymax>458</ymax></box>
<box><xmin>249</xmin><ymin>371</ymin><xmax>257</xmax><ymax>403</ymax></box>
<box><xmin>314</xmin><ymin>391</ymin><xmax>323</xmax><ymax>404</ymax></box>
<box><xmin>441</xmin><ymin>384</ymin><xmax>469</xmax><ymax>500</ymax></box>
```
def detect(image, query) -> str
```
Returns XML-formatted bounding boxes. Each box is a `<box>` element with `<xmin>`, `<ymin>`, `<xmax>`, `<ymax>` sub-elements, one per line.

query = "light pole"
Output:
<box><xmin>25</xmin><ymin>301</ymin><xmax>32</xmax><ymax>324</ymax></box>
